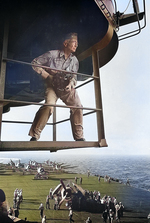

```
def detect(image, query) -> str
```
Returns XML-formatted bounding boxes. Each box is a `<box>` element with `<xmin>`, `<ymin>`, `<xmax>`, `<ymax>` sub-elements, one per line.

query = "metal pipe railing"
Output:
<box><xmin>2</xmin><ymin>111</ymin><xmax>96</xmax><ymax>126</ymax></box>
<box><xmin>0</xmin><ymin>98</ymin><xmax>101</xmax><ymax>112</ymax></box>
<box><xmin>118</xmin><ymin>0</ymin><xmax>146</xmax><ymax>41</ymax></box>
<box><xmin>1</xmin><ymin>56</ymin><xmax>98</xmax><ymax>142</ymax></box>
<box><xmin>2</xmin><ymin>57</ymin><xmax>99</xmax><ymax>80</ymax></box>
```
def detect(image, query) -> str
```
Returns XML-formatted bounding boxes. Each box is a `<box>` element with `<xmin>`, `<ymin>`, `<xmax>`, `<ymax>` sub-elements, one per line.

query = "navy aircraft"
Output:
<box><xmin>52</xmin><ymin>179</ymin><xmax>105</xmax><ymax>212</ymax></box>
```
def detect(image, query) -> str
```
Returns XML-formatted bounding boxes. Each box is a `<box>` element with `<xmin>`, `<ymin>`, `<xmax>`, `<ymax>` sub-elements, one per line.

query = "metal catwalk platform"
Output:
<box><xmin>0</xmin><ymin>1</ymin><xmax>146</xmax><ymax>152</ymax></box>
<box><xmin>0</xmin><ymin>0</ymin><xmax>122</xmax><ymax>151</ymax></box>
<box><xmin>0</xmin><ymin>141</ymin><xmax>100</xmax><ymax>152</ymax></box>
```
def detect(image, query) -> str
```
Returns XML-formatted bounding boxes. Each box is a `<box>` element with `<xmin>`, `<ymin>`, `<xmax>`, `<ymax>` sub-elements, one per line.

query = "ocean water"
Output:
<box><xmin>49</xmin><ymin>153</ymin><xmax>150</xmax><ymax>192</ymax></box>
<box><xmin>1</xmin><ymin>151</ymin><xmax>150</xmax><ymax>192</ymax></box>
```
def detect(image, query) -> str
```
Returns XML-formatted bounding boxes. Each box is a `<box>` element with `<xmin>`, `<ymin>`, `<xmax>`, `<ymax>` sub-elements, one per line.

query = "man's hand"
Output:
<box><xmin>46</xmin><ymin>74</ymin><xmax>53</xmax><ymax>83</ymax></box>
<box><xmin>40</xmin><ymin>69</ymin><xmax>49</xmax><ymax>79</ymax></box>
<box><xmin>41</xmin><ymin>68</ymin><xmax>57</xmax><ymax>79</ymax></box>
<box><xmin>65</xmin><ymin>83</ymin><xmax>72</xmax><ymax>92</ymax></box>
<box><xmin>49</xmin><ymin>69</ymin><xmax>58</xmax><ymax>76</ymax></box>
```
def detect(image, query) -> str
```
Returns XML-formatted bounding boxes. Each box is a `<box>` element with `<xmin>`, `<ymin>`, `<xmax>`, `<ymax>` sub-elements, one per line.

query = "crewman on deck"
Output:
<box><xmin>46</xmin><ymin>195</ymin><xmax>50</xmax><ymax>209</ymax></box>
<box><xmin>39</xmin><ymin>203</ymin><xmax>44</xmax><ymax>219</ymax></box>
<box><xmin>68</xmin><ymin>207</ymin><xmax>74</xmax><ymax>222</ymax></box>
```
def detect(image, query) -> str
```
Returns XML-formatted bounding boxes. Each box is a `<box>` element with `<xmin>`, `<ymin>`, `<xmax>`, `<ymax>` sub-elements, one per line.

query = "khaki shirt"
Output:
<box><xmin>32</xmin><ymin>50</ymin><xmax>79</xmax><ymax>87</ymax></box>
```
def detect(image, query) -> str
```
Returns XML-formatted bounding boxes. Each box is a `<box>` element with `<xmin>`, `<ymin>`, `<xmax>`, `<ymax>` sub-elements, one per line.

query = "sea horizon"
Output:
<box><xmin>0</xmin><ymin>151</ymin><xmax>150</xmax><ymax>192</ymax></box>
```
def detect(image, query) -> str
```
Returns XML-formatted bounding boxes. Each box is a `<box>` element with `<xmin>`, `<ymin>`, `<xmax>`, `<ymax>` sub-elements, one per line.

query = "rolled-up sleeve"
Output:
<box><xmin>31</xmin><ymin>51</ymin><xmax>51</xmax><ymax>74</ymax></box>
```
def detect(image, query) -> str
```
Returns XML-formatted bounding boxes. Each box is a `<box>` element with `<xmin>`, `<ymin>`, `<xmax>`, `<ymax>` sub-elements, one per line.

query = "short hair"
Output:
<box><xmin>63</xmin><ymin>33</ymin><xmax>78</xmax><ymax>42</ymax></box>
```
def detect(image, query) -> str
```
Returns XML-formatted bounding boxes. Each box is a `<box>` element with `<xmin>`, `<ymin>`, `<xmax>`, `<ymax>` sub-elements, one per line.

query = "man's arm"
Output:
<box><xmin>31</xmin><ymin>52</ymin><xmax>52</xmax><ymax>79</ymax></box>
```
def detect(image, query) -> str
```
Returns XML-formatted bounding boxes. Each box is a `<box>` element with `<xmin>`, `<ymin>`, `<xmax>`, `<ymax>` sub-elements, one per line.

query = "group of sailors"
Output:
<box><xmin>83</xmin><ymin>189</ymin><xmax>124</xmax><ymax>222</ymax></box>
<box><xmin>84</xmin><ymin>189</ymin><xmax>101</xmax><ymax>202</ymax></box>
<box><xmin>39</xmin><ymin>188</ymin><xmax>57</xmax><ymax>221</ymax></box>
<box><xmin>39</xmin><ymin>188</ymin><xmax>59</xmax><ymax>223</ymax></box>
<box><xmin>101</xmin><ymin>195</ymin><xmax>124</xmax><ymax>223</ymax></box>
<box><xmin>84</xmin><ymin>189</ymin><xmax>124</xmax><ymax>222</ymax></box>
<box><xmin>74</xmin><ymin>176</ymin><xmax>82</xmax><ymax>184</ymax></box>
<box><xmin>38</xmin><ymin>184</ymin><xmax>125</xmax><ymax>222</ymax></box>
<box><xmin>104</xmin><ymin>175</ymin><xmax>111</xmax><ymax>183</ymax></box>
<box><xmin>13</xmin><ymin>188</ymin><xmax>23</xmax><ymax>209</ymax></box>
<box><xmin>49</xmin><ymin>188</ymin><xmax>61</xmax><ymax>210</ymax></box>
<box><xmin>7</xmin><ymin>188</ymin><xmax>23</xmax><ymax>218</ymax></box>
<box><xmin>104</xmin><ymin>175</ymin><xmax>131</xmax><ymax>187</ymax></box>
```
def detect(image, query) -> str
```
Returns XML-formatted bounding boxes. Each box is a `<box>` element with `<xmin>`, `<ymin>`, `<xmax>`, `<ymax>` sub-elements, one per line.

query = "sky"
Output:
<box><xmin>1</xmin><ymin>1</ymin><xmax>150</xmax><ymax>159</ymax></box>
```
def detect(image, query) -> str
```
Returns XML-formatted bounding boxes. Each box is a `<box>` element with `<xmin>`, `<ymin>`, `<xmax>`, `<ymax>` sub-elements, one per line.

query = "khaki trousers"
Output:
<box><xmin>29</xmin><ymin>85</ymin><xmax>83</xmax><ymax>140</ymax></box>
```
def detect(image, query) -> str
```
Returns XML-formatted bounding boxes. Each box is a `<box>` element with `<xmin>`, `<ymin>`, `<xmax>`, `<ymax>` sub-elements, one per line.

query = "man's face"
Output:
<box><xmin>65</xmin><ymin>38</ymin><xmax>78</xmax><ymax>53</ymax></box>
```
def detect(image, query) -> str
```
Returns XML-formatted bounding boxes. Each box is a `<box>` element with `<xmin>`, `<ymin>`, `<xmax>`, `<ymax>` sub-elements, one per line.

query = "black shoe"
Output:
<box><xmin>76</xmin><ymin>138</ymin><xmax>85</xmax><ymax>141</ymax></box>
<box><xmin>30</xmin><ymin>137</ymin><xmax>37</xmax><ymax>141</ymax></box>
